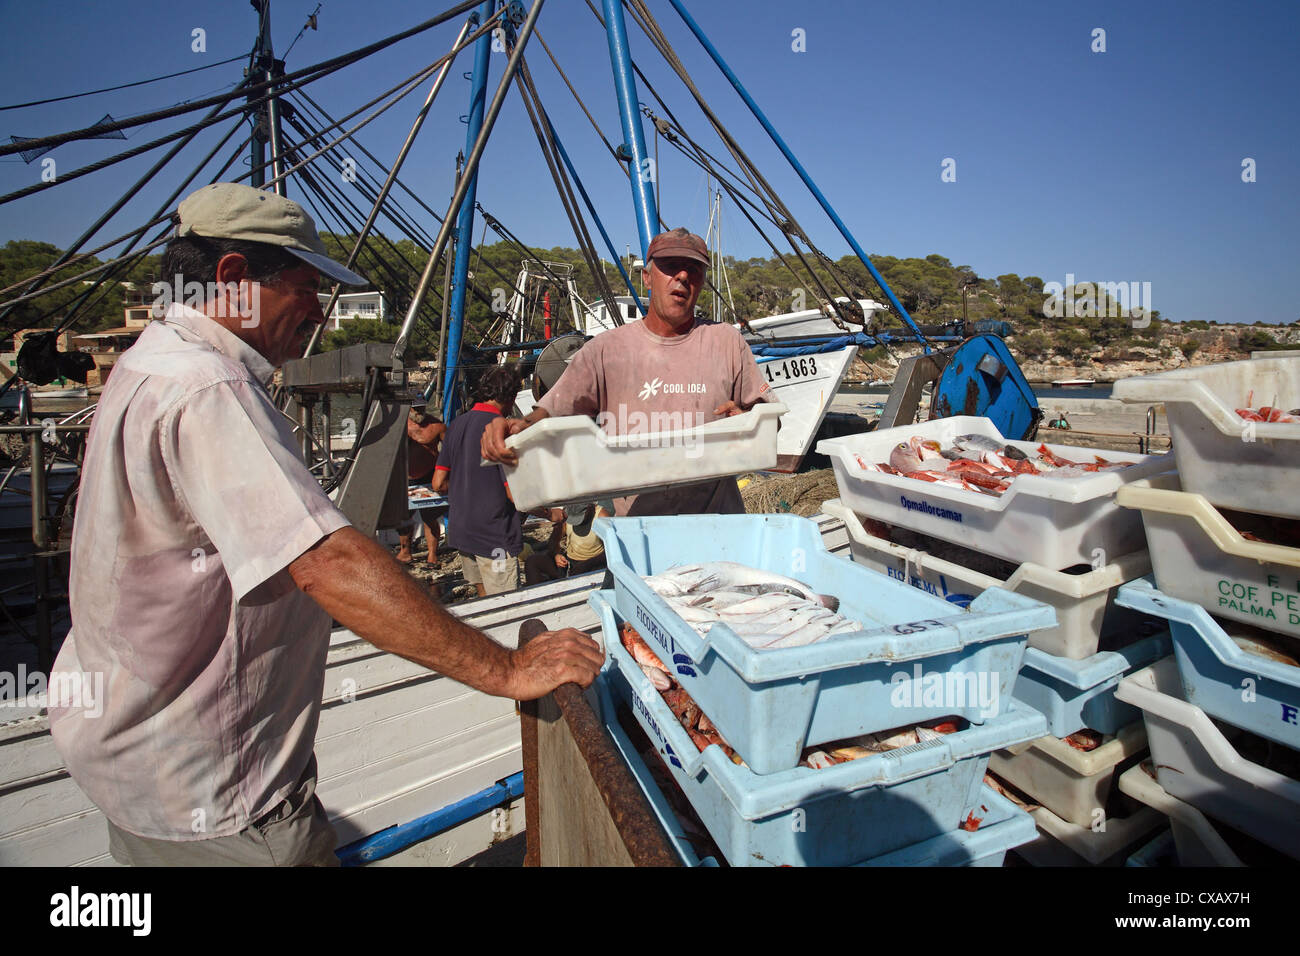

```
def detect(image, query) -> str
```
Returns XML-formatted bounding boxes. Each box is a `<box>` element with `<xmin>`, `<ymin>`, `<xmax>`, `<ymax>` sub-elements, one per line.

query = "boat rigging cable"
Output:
<box><xmin>0</xmin><ymin>125</ymin><xmax>257</xmax><ymax>358</ymax></box>
<box><xmin>283</xmin><ymin>90</ymin><xmax>551</xmax><ymax>361</ymax></box>
<box><xmin>0</xmin><ymin>17</ymin><xmax>492</xmax><ymax>335</ymax></box>
<box><xmin>2</xmin><ymin>11</ymin><xmax>519</xmax><ymax>352</ymax></box>
<box><xmin>0</xmin><ymin>118</ymin><xmax>250</xmax><ymax>315</ymax></box>
<box><xmin>0</xmin><ymin>82</ymin><xmax>256</xmax><ymax>337</ymax></box>
<box><xmin>391</xmin><ymin>0</ymin><xmax>546</xmax><ymax>367</ymax></box>
<box><xmin>0</xmin><ymin>54</ymin><xmax>252</xmax><ymax>112</ymax></box>
<box><xmin>575</xmin><ymin>0</ymin><xmax>871</xmax><ymax>333</ymax></box>
<box><xmin>618</xmin><ymin>0</ymin><xmax>867</xmax><ymax>334</ymax></box>
<box><xmin>513</xmin><ymin>57</ymin><xmax>625</xmax><ymax>327</ymax></box>
<box><xmin>663</xmin><ymin>0</ymin><xmax>929</xmax><ymax>347</ymax></box>
<box><xmin>0</xmin><ymin>0</ymin><xmax>485</xmax><ymax>159</ymax></box>
<box><xmin>530</xmin><ymin>20</ymin><xmax>738</xmax><ymax>320</ymax></box>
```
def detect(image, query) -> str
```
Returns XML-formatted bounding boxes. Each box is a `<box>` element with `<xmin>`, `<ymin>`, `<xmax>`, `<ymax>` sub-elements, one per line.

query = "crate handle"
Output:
<box><xmin>591</xmin><ymin>592</ymin><xmax>709</xmax><ymax>777</ymax></box>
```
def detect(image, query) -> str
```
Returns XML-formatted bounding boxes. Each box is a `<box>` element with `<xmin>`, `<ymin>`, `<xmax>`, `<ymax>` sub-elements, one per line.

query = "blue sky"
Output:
<box><xmin>1</xmin><ymin>0</ymin><xmax>1297</xmax><ymax>324</ymax></box>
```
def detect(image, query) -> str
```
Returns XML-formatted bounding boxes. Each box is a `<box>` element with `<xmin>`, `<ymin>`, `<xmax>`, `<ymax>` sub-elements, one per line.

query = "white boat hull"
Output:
<box><xmin>760</xmin><ymin>346</ymin><xmax>858</xmax><ymax>472</ymax></box>
<box><xmin>743</xmin><ymin>299</ymin><xmax>886</xmax><ymax>339</ymax></box>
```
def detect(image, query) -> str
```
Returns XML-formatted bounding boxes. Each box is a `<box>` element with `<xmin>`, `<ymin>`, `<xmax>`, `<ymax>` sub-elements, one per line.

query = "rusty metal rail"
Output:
<box><xmin>518</xmin><ymin>618</ymin><xmax>681</xmax><ymax>867</ymax></box>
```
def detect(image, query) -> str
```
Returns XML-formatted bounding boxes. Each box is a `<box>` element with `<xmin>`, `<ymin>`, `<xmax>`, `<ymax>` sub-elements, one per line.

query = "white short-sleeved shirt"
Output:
<box><xmin>48</xmin><ymin>304</ymin><xmax>350</xmax><ymax>840</ymax></box>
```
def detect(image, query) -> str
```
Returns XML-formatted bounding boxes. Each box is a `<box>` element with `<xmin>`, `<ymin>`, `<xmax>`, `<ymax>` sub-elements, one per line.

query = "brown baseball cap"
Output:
<box><xmin>646</xmin><ymin>228</ymin><xmax>709</xmax><ymax>268</ymax></box>
<box><xmin>176</xmin><ymin>182</ymin><xmax>368</xmax><ymax>285</ymax></box>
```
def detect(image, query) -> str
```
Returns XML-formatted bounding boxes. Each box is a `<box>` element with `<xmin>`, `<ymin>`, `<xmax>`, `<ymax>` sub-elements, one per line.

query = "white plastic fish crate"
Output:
<box><xmin>855</xmin><ymin>786</ymin><xmax>1038</xmax><ymax>867</ymax></box>
<box><xmin>1115</xmin><ymin>657</ymin><xmax>1300</xmax><ymax>859</ymax></box>
<box><xmin>1112</xmin><ymin>357</ymin><xmax>1300</xmax><ymax>519</ymax></box>
<box><xmin>816</xmin><ymin>416</ymin><xmax>1171</xmax><ymax>570</ymax></box>
<box><xmin>595</xmin><ymin>594</ymin><xmax>1048</xmax><ymax>867</ymax></box>
<box><xmin>593</xmin><ymin>514</ymin><xmax>1057</xmax><ymax>774</ymax></box>
<box><xmin>500</xmin><ymin>403</ymin><xmax>786</xmax><ymax>511</ymax></box>
<box><xmin>1014</xmin><ymin>803</ymin><xmax>1165</xmax><ymax>867</ymax></box>
<box><xmin>824</xmin><ymin>499</ymin><xmax>1153</xmax><ymax>659</ymax></box>
<box><xmin>1012</xmin><ymin>633</ymin><xmax>1171</xmax><ymax>738</ymax></box>
<box><xmin>987</xmin><ymin>720</ymin><xmax>1149</xmax><ymax>828</ymax></box>
<box><xmin>1116</xmin><ymin>580</ymin><xmax>1300</xmax><ymax>750</ymax></box>
<box><xmin>1117</xmin><ymin>478</ymin><xmax>1300</xmax><ymax>641</ymax></box>
<box><xmin>1116</xmin><ymin>764</ymin><xmax>1245</xmax><ymax>866</ymax></box>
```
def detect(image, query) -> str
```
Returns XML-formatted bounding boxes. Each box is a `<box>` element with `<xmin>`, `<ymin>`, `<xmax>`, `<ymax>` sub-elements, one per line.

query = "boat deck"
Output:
<box><xmin>0</xmin><ymin>513</ymin><xmax>851</xmax><ymax>866</ymax></box>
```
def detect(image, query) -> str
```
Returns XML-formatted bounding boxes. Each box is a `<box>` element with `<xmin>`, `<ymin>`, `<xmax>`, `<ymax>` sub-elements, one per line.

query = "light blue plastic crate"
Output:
<box><xmin>586</xmin><ymin>679</ymin><xmax>720</xmax><ymax>867</ymax></box>
<box><xmin>1125</xmin><ymin>828</ymin><xmax>1177</xmax><ymax>868</ymax></box>
<box><xmin>594</xmin><ymin>514</ymin><xmax>1056</xmax><ymax>774</ymax></box>
<box><xmin>1012</xmin><ymin>632</ymin><xmax>1172</xmax><ymax>737</ymax></box>
<box><xmin>595</xmin><ymin>591</ymin><xmax>1048</xmax><ymax>867</ymax></box>
<box><xmin>856</xmin><ymin>786</ymin><xmax>1038</xmax><ymax>867</ymax></box>
<box><xmin>1117</xmin><ymin>579</ymin><xmax>1300</xmax><ymax>750</ymax></box>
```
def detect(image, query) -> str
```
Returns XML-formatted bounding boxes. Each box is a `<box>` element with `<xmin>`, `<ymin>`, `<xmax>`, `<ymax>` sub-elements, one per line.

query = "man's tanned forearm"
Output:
<box><xmin>290</xmin><ymin>527</ymin><xmax>517</xmax><ymax>695</ymax></box>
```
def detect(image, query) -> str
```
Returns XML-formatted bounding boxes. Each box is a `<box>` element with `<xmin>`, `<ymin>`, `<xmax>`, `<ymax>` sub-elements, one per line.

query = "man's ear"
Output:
<box><xmin>213</xmin><ymin>252</ymin><xmax>250</xmax><ymax>286</ymax></box>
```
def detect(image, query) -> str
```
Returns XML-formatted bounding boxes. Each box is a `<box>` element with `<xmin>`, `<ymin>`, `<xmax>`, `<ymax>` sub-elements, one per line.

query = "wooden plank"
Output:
<box><xmin>536</xmin><ymin>691</ymin><xmax>635</xmax><ymax>867</ymax></box>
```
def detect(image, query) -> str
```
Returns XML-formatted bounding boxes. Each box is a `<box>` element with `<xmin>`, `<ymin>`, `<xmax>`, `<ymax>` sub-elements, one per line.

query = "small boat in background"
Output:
<box><xmin>1051</xmin><ymin>378</ymin><xmax>1095</xmax><ymax>388</ymax></box>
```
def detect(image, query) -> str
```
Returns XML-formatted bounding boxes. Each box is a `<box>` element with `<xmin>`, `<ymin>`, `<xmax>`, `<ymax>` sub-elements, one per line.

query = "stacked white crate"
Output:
<box><xmin>816</xmin><ymin>418</ymin><xmax>1175</xmax><ymax>864</ymax></box>
<box><xmin>1111</xmin><ymin>357</ymin><xmax>1300</xmax><ymax>863</ymax></box>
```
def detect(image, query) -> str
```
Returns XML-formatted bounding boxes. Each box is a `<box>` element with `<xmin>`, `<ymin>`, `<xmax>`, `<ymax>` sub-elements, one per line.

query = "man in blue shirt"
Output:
<box><xmin>433</xmin><ymin>365</ymin><xmax>524</xmax><ymax>596</ymax></box>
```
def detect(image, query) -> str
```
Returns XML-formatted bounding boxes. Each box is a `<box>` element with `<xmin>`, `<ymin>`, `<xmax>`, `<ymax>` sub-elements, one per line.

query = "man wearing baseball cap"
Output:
<box><xmin>48</xmin><ymin>183</ymin><xmax>602</xmax><ymax>865</ymax></box>
<box><xmin>480</xmin><ymin>227</ymin><xmax>773</xmax><ymax>516</ymax></box>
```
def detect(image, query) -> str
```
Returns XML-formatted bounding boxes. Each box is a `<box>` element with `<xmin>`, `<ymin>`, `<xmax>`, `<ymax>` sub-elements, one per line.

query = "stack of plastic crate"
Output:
<box><xmin>1108</xmin><ymin>357</ymin><xmax>1300</xmax><ymax>864</ymax></box>
<box><xmin>587</xmin><ymin>513</ymin><xmax>1056</xmax><ymax>866</ymax></box>
<box><xmin>814</xmin><ymin>417</ymin><xmax>1177</xmax><ymax>864</ymax></box>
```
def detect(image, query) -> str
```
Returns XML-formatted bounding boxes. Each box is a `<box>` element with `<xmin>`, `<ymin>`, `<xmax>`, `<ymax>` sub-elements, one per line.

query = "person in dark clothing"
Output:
<box><xmin>396</xmin><ymin>408</ymin><xmax>446</xmax><ymax>565</ymax></box>
<box><xmin>523</xmin><ymin>499</ymin><xmax>613</xmax><ymax>585</ymax></box>
<box><xmin>432</xmin><ymin>365</ymin><xmax>524</xmax><ymax>597</ymax></box>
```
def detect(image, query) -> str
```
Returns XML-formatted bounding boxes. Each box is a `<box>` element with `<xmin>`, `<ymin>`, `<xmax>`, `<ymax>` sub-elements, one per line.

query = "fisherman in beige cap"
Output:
<box><xmin>481</xmin><ymin>227</ymin><xmax>773</xmax><ymax>516</ymax></box>
<box><xmin>49</xmin><ymin>183</ymin><xmax>602</xmax><ymax>866</ymax></box>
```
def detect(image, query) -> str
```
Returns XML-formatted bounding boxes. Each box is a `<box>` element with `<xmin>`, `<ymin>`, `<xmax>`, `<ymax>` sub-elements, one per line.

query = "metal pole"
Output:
<box><xmin>249</xmin><ymin>2</ymin><xmax>274</xmax><ymax>188</ymax></box>
<box><xmin>303</xmin><ymin>14</ymin><xmax>479</xmax><ymax>359</ymax></box>
<box><xmin>602</xmin><ymin>0</ymin><xmax>659</xmax><ymax>261</ymax></box>
<box><xmin>29</xmin><ymin>430</ymin><xmax>51</xmax><ymax>671</ymax></box>
<box><xmin>298</xmin><ymin>395</ymin><xmax>314</xmax><ymax>465</ymax></box>
<box><xmin>666</xmin><ymin>0</ymin><xmax>928</xmax><ymax>346</ymax></box>
<box><xmin>436</xmin><ymin>0</ymin><xmax>495</xmax><ymax>419</ymax></box>
<box><xmin>321</xmin><ymin>393</ymin><xmax>335</xmax><ymax>478</ymax></box>
<box><xmin>432</xmin><ymin>230</ymin><xmax>457</xmax><ymax>409</ymax></box>
<box><xmin>266</xmin><ymin>62</ymin><xmax>288</xmax><ymax>197</ymax></box>
<box><xmin>388</xmin><ymin>0</ymin><xmax>545</xmax><ymax>408</ymax></box>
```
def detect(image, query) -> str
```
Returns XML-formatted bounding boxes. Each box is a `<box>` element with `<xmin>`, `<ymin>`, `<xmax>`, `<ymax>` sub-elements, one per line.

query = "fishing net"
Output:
<box><xmin>741</xmin><ymin>469</ymin><xmax>842</xmax><ymax>517</ymax></box>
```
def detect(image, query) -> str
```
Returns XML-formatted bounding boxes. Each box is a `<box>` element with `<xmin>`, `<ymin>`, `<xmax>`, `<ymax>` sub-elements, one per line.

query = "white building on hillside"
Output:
<box><xmin>317</xmin><ymin>291</ymin><xmax>389</xmax><ymax>330</ymax></box>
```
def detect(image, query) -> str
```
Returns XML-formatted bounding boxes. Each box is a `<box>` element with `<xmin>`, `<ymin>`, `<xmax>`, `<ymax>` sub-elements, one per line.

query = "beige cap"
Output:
<box><xmin>176</xmin><ymin>182</ymin><xmax>368</xmax><ymax>286</ymax></box>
